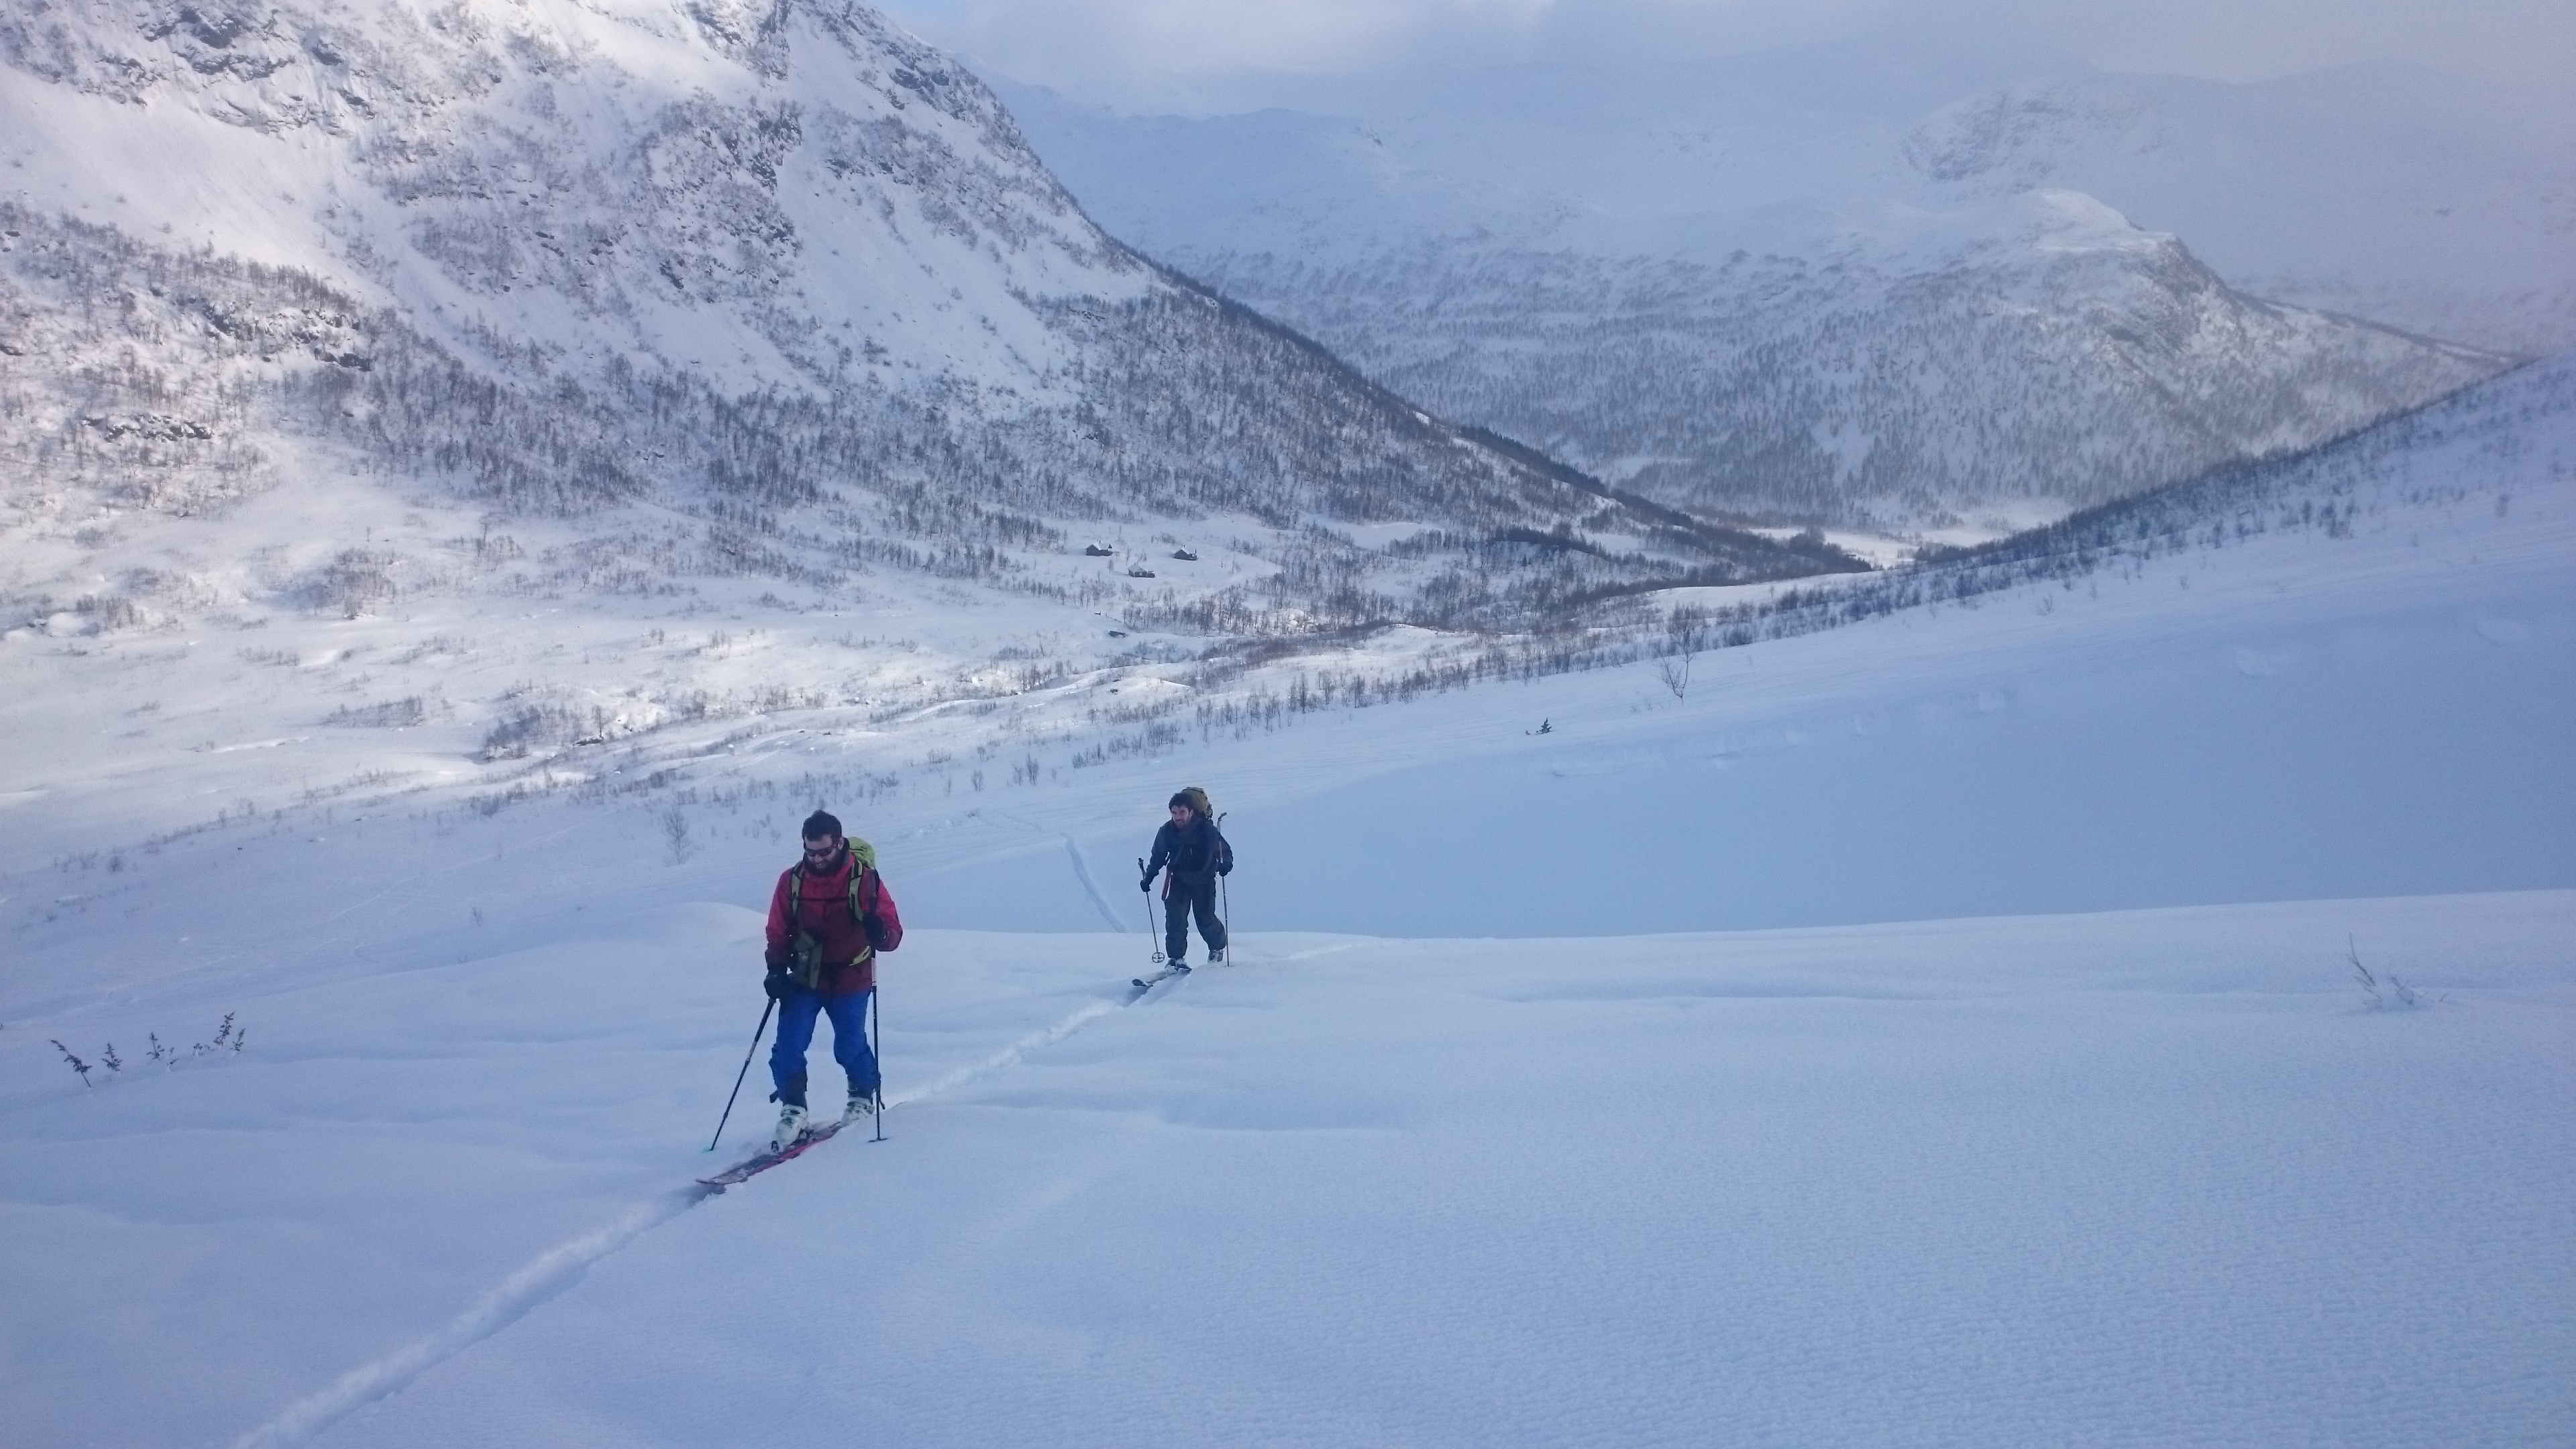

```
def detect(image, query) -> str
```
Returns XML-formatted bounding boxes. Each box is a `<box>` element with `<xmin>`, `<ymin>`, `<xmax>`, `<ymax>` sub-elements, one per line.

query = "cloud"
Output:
<box><xmin>877</xmin><ymin>0</ymin><xmax>2575</xmax><ymax>111</ymax></box>
<box><xmin>881</xmin><ymin>0</ymin><xmax>1866</xmax><ymax>103</ymax></box>
<box><xmin>1892</xmin><ymin>0</ymin><xmax>2574</xmax><ymax>89</ymax></box>
<box><xmin>880</xmin><ymin>0</ymin><xmax>1543</xmax><ymax>101</ymax></box>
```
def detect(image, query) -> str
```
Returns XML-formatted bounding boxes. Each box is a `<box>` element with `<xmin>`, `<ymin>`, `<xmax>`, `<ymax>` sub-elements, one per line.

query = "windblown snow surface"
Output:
<box><xmin>4</xmin><ymin>358</ymin><xmax>2573</xmax><ymax>1446</ymax></box>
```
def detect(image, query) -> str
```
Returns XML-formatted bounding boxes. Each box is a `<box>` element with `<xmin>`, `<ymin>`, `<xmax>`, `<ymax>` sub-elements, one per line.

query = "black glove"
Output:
<box><xmin>1139</xmin><ymin>875</ymin><xmax>1153</xmax><ymax>892</ymax></box>
<box><xmin>763</xmin><ymin>969</ymin><xmax>791</xmax><ymax>1001</ymax></box>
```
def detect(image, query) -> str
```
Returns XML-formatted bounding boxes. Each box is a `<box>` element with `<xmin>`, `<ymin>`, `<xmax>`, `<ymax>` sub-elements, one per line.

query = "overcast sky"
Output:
<box><xmin>875</xmin><ymin>0</ymin><xmax>2575</xmax><ymax>112</ymax></box>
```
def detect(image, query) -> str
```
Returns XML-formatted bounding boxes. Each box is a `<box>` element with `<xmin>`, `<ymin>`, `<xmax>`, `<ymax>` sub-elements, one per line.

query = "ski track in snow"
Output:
<box><xmin>228</xmin><ymin>1195</ymin><xmax>697</xmax><ymax>1449</ymax></box>
<box><xmin>888</xmin><ymin>997</ymin><xmax>1124</xmax><ymax>1110</ymax></box>
<box><xmin>1060</xmin><ymin>834</ymin><xmax>1131</xmax><ymax>932</ymax></box>
<box><xmin>228</xmin><ymin>988</ymin><xmax>1132</xmax><ymax>1446</ymax></box>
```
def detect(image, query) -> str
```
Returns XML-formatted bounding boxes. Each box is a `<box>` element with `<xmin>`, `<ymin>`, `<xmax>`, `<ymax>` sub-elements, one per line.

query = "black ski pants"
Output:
<box><xmin>1162</xmin><ymin>875</ymin><xmax>1226</xmax><ymax>961</ymax></box>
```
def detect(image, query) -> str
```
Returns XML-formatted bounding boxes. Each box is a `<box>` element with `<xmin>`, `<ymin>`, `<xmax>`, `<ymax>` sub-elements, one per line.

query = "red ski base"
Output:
<box><xmin>699</xmin><ymin>1116</ymin><xmax>863</xmax><ymax>1189</ymax></box>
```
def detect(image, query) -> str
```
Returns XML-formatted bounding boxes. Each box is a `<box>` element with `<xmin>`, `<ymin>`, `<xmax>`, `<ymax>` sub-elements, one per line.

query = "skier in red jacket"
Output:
<box><xmin>762</xmin><ymin>810</ymin><xmax>903</xmax><ymax>1149</ymax></box>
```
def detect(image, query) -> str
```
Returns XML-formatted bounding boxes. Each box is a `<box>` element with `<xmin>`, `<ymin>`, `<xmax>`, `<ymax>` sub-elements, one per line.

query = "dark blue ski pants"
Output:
<box><xmin>1163</xmin><ymin>876</ymin><xmax>1226</xmax><ymax>961</ymax></box>
<box><xmin>769</xmin><ymin>985</ymin><xmax>876</xmax><ymax>1108</ymax></box>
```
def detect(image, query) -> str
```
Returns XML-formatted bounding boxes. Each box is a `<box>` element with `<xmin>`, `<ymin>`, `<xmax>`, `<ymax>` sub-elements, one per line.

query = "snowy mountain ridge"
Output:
<box><xmin>998</xmin><ymin>52</ymin><xmax>2540</xmax><ymax>529</ymax></box>
<box><xmin>1175</xmin><ymin>195</ymin><xmax>2501</xmax><ymax>529</ymax></box>
<box><xmin>4</xmin><ymin>0</ymin><xmax>1140</xmax><ymax>399</ymax></box>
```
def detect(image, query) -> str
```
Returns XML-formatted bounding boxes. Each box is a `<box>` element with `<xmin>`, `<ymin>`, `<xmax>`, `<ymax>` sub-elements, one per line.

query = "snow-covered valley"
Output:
<box><xmin>5</xmin><ymin>342</ymin><xmax>2571</xmax><ymax>1443</ymax></box>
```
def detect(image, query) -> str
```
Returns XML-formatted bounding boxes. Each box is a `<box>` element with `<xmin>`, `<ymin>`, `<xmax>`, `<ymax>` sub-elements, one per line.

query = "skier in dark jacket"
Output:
<box><xmin>1141</xmin><ymin>788</ymin><xmax>1231</xmax><ymax>967</ymax></box>
<box><xmin>761</xmin><ymin>810</ymin><xmax>903</xmax><ymax>1150</ymax></box>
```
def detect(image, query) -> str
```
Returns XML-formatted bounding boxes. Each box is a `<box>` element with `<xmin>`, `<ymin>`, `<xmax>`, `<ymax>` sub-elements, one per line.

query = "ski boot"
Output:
<box><xmin>770</xmin><ymin>1103</ymin><xmax>808</xmax><ymax>1151</ymax></box>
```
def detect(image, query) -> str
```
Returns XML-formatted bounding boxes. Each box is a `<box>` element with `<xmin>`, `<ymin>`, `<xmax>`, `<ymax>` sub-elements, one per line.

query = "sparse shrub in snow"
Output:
<box><xmin>74</xmin><ymin>594</ymin><xmax>148</xmax><ymax>631</ymax></box>
<box><xmin>325</xmin><ymin>697</ymin><xmax>429</xmax><ymax>727</ymax></box>
<box><xmin>50</xmin><ymin>1040</ymin><xmax>97</xmax><ymax>1086</ymax></box>
<box><xmin>55</xmin><ymin>1017</ymin><xmax>246</xmax><ymax>1088</ymax></box>
<box><xmin>481</xmin><ymin>689</ymin><xmax>633</xmax><ymax>759</ymax></box>
<box><xmin>744</xmin><ymin>684</ymin><xmax>827</xmax><ymax>713</ymax></box>
<box><xmin>662</xmin><ymin>806</ymin><xmax>694</xmax><ymax>864</ymax></box>
<box><xmin>193</xmin><ymin>1014</ymin><xmax>245</xmax><ymax>1059</ymax></box>
<box><xmin>307</xmin><ymin>549</ymin><xmax>396</xmax><ymax>619</ymax></box>
<box><xmin>1656</xmin><ymin>655</ymin><xmax>1693</xmax><ymax>701</ymax></box>
<box><xmin>2349</xmin><ymin>938</ymin><xmax>2441</xmax><ymax>1010</ymax></box>
<box><xmin>455</xmin><ymin>532</ymin><xmax>523</xmax><ymax>567</ymax></box>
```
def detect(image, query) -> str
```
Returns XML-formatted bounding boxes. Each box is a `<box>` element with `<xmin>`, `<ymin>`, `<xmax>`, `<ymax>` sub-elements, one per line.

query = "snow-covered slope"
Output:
<box><xmin>0</xmin><ymin>0</ymin><xmax>1847</xmax><ymax>696</ymax></box>
<box><xmin>996</xmin><ymin>47</ymin><xmax>2546</xmax><ymax>529</ymax></box>
<box><xmin>896</xmin><ymin>350</ymin><xmax>2576</xmax><ymax>934</ymax></box>
<box><xmin>3</xmin><ymin>282</ymin><xmax>2571</xmax><ymax>1448</ymax></box>
<box><xmin>1</xmin><ymin>342</ymin><xmax>2568</xmax><ymax>1449</ymax></box>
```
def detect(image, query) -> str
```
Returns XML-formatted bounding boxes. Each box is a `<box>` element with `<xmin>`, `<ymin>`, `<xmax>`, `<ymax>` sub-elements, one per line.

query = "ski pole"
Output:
<box><xmin>1139</xmin><ymin>856</ymin><xmax>1163</xmax><ymax>963</ymax></box>
<box><xmin>869</xmin><ymin>983</ymin><xmax>885</xmax><ymax>1144</ymax></box>
<box><xmin>706</xmin><ymin>997</ymin><xmax>775</xmax><ymax>1152</ymax></box>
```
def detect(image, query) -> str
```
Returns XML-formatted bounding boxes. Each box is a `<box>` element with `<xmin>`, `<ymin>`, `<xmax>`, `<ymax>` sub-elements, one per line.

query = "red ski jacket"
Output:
<box><xmin>764</xmin><ymin>847</ymin><xmax>902</xmax><ymax>995</ymax></box>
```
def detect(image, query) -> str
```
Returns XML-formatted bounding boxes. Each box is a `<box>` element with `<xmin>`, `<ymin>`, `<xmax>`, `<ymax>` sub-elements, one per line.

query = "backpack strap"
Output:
<box><xmin>791</xmin><ymin>843</ymin><xmax>877</xmax><ymax>924</ymax></box>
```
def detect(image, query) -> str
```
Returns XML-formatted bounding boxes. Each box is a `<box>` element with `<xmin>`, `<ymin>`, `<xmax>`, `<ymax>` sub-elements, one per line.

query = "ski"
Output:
<box><xmin>1130</xmin><ymin>962</ymin><xmax>1192</xmax><ymax>991</ymax></box>
<box><xmin>698</xmin><ymin>1117</ymin><xmax>854</xmax><ymax>1189</ymax></box>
